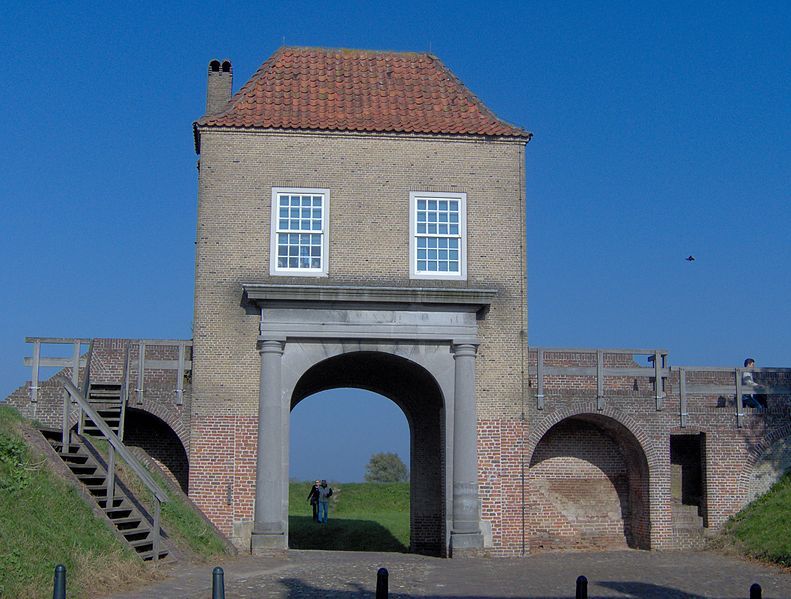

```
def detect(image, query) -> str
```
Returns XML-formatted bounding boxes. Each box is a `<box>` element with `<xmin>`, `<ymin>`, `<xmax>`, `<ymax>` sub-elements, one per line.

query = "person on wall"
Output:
<box><xmin>742</xmin><ymin>358</ymin><xmax>767</xmax><ymax>411</ymax></box>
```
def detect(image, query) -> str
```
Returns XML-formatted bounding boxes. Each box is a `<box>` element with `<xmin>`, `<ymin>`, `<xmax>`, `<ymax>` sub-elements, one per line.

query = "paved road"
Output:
<box><xmin>110</xmin><ymin>550</ymin><xmax>790</xmax><ymax>598</ymax></box>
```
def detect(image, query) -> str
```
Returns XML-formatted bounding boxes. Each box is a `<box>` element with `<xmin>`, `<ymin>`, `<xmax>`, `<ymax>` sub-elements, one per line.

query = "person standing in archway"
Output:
<box><xmin>307</xmin><ymin>480</ymin><xmax>321</xmax><ymax>522</ymax></box>
<box><xmin>317</xmin><ymin>479</ymin><xmax>333</xmax><ymax>524</ymax></box>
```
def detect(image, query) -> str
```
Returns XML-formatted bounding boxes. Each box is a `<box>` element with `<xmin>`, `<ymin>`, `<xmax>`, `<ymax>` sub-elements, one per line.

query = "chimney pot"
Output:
<box><xmin>206</xmin><ymin>58</ymin><xmax>232</xmax><ymax>115</ymax></box>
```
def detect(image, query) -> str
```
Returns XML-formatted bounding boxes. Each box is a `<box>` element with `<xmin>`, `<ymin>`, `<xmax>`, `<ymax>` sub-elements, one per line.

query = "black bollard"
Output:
<box><xmin>376</xmin><ymin>567</ymin><xmax>389</xmax><ymax>599</ymax></box>
<box><xmin>575</xmin><ymin>575</ymin><xmax>588</xmax><ymax>599</ymax></box>
<box><xmin>750</xmin><ymin>583</ymin><xmax>762</xmax><ymax>599</ymax></box>
<box><xmin>212</xmin><ymin>566</ymin><xmax>225</xmax><ymax>599</ymax></box>
<box><xmin>52</xmin><ymin>564</ymin><xmax>66</xmax><ymax>599</ymax></box>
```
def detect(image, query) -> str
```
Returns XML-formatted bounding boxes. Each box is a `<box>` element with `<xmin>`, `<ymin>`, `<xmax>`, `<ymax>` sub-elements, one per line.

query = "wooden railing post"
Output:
<box><xmin>70</xmin><ymin>341</ymin><xmax>81</xmax><ymax>387</ymax></box>
<box><xmin>106</xmin><ymin>445</ymin><xmax>116</xmax><ymax>504</ymax></box>
<box><xmin>62</xmin><ymin>387</ymin><xmax>71</xmax><ymax>444</ymax></box>
<box><xmin>118</xmin><ymin>344</ymin><xmax>131</xmax><ymax>442</ymax></box>
<box><xmin>136</xmin><ymin>341</ymin><xmax>145</xmax><ymax>405</ymax></box>
<box><xmin>596</xmin><ymin>350</ymin><xmax>604</xmax><ymax>411</ymax></box>
<box><xmin>175</xmin><ymin>343</ymin><xmax>185</xmax><ymax>405</ymax></box>
<box><xmin>735</xmin><ymin>368</ymin><xmax>744</xmax><ymax>428</ymax></box>
<box><xmin>654</xmin><ymin>351</ymin><xmax>664</xmax><ymax>410</ymax></box>
<box><xmin>679</xmin><ymin>368</ymin><xmax>688</xmax><ymax>428</ymax></box>
<box><xmin>30</xmin><ymin>339</ymin><xmax>41</xmax><ymax>403</ymax></box>
<box><xmin>537</xmin><ymin>349</ymin><xmax>545</xmax><ymax>410</ymax></box>
<box><xmin>152</xmin><ymin>499</ymin><xmax>162</xmax><ymax>561</ymax></box>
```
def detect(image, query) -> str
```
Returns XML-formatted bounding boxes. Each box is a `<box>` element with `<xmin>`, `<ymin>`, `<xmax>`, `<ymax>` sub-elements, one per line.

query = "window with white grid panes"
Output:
<box><xmin>409</xmin><ymin>192</ymin><xmax>467</xmax><ymax>280</ymax></box>
<box><xmin>270</xmin><ymin>188</ymin><xmax>329</xmax><ymax>276</ymax></box>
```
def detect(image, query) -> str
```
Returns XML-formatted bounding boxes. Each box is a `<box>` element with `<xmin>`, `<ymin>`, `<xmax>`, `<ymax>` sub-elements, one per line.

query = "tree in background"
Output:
<box><xmin>364</xmin><ymin>452</ymin><xmax>408</xmax><ymax>483</ymax></box>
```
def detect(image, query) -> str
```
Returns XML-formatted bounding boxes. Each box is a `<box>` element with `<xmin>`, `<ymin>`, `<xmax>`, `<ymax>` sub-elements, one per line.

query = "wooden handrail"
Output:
<box><xmin>57</xmin><ymin>376</ymin><xmax>169</xmax><ymax>504</ymax></box>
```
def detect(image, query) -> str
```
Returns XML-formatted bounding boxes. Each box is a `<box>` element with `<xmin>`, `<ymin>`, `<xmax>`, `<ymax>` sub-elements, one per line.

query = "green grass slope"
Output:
<box><xmin>87</xmin><ymin>436</ymin><xmax>229</xmax><ymax>560</ymax></box>
<box><xmin>720</xmin><ymin>472</ymin><xmax>791</xmax><ymax>567</ymax></box>
<box><xmin>288</xmin><ymin>481</ymin><xmax>410</xmax><ymax>552</ymax></box>
<box><xmin>0</xmin><ymin>406</ymin><xmax>147</xmax><ymax>598</ymax></box>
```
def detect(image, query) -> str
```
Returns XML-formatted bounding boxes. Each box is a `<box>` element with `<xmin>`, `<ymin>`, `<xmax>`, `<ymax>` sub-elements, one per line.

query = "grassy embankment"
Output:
<box><xmin>717</xmin><ymin>472</ymin><xmax>791</xmax><ymax>567</ymax></box>
<box><xmin>288</xmin><ymin>481</ymin><xmax>410</xmax><ymax>552</ymax></box>
<box><xmin>0</xmin><ymin>406</ymin><xmax>148</xmax><ymax>598</ymax></box>
<box><xmin>0</xmin><ymin>405</ymin><xmax>229</xmax><ymax>598</ymax></box>
<box><xmin>87</xmin><ymin>436</ymin><xmax>228</xmax><ymax>559</ymax></box>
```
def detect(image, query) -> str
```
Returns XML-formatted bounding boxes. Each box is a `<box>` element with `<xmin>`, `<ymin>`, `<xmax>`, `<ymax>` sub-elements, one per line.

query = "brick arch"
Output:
<box><xmin>737</xmin><ymin>422</ymin><xmax>791</xmax><ymax>503</ymax></box>
<box><xmin>526</xmin><ymin>407</ymin><xmax>654</xmax><ymax>550</ymax></box>
<box><xmin>527</xmin><ymin>406</ymin><xmax>659</xmax><ymax>470</ymax></box>
<box><xmin>124</xmin><ymin>399</ymin><xmax>190</xmax><ymax>458</ymax></box>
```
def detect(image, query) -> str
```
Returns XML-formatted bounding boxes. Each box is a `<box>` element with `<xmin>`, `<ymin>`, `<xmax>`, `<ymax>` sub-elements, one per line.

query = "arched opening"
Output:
<box><xmin>529</xmin><ymin>414</ymin><xmax>650</xmax><ymax>550</ymax></box>
<box><xmin>289</xmin><ymin>351</ymin><xmax>445</xmax><ymax>555</ymax></box>
<box><xmin>221</xmin><ymin>60</ymin><xmax>231</xmax><ymax>73</ymax></box>
<box><xmin>209</xmin><ymin>59</ymin><xmax>220</xmax><ymax>72</ymax></box>
<box><xmin>288</xmin><ymin>389</ymin><xmax>410</xmax><ymax>552</ymax></box>
<box><xmin>123</xmin><ymin>408</ymin><xmax>189</xmax><ymax>493</ymax></box>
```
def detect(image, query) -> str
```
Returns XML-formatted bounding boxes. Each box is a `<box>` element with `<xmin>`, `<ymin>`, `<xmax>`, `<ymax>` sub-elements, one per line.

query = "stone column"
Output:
<box><xmin>251</xmin><ymin>339</ymin><xmax>286</xmax><ymax>555</ymax></box>
<box><xmin>450</xmin><ymin>342</ymin><xmax>483</xmax><ymax>554</ymax></box>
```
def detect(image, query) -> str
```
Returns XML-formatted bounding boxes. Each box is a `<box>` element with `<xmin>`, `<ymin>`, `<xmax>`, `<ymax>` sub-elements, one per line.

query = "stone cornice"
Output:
<box><xmin>242</xmin><ymin>283</ymin><xmax>497</xmax><ymax>317</ymax></box>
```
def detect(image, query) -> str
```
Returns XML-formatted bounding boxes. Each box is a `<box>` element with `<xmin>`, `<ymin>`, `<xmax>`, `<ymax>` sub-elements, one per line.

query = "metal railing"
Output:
<box><xmin>57</xmin><ymin>376</ymin><xmax>169</xmax><ymax>560</ymax></box>
<box><xmin>531</xmin><ymin>347</ymin><xmax>670</xmax><ymax>411</ymax></box>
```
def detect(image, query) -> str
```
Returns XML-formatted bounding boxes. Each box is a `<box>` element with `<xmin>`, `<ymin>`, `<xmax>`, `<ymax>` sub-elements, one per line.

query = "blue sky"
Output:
<box><xmin>1</xmin><ymin>2</ymin><xmax>789</xmax><ymax>482</ymax></box>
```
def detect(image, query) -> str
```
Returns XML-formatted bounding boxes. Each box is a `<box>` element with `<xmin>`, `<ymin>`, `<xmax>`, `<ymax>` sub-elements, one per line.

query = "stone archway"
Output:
<box><xmin>290</xmin><ymin>351</ymin><xmax>445</xmax><ymax>554</ymax></box>
<box><xmin>242</xmin><ymin>283</ymin><xmax>496</xmax><ymax>556</ymax></box>
<box><xmin>528</xmin><ymin>414</ymin><xmax>651</xmax><ymax>550</ymax></box>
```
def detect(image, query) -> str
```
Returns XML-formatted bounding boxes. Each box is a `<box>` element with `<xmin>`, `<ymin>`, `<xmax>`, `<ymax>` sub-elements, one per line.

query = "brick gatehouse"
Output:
<box><xmin>6</xmin><ymin>47</ymin><xmax>791</xmax><ymax>557</ymax></box>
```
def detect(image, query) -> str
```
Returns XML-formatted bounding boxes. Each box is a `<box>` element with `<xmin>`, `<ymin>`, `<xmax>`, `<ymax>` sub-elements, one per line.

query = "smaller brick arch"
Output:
<box><xmin>123</xmin><ymin>407</ymin><xmax>190</xmax><ymax>493</ymax></box>
<box><xmin>527</xmin><ymin>408</ymin><xmax>653</xmax><ymax>550</ymax></box>
<box><xmin>738</xmin><ymin>422</ymin><xmax>791</xmax><ymax>505</ymax></box>
<box><xmin>125</xmin><ymin>398</ymin><xmax>190</xmax><ymax>458</ymax></box>
<box><xmin>527</xmin><ymin>406</ymin><xmax>660</xmax><ymax>470</ymax></box>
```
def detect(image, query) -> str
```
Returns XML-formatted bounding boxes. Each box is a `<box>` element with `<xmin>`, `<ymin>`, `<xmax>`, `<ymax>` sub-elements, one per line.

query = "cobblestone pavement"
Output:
<box><xmin>110</xmin><ymin>550</ymin><xmax>791</xmax><ymax>598</ymax></box>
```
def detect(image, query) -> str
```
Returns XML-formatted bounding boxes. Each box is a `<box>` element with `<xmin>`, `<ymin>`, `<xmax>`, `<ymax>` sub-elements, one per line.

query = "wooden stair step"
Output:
<box><xmin>138</xmin><ymin>550</ymin><xmax>169</xmax><ymax>561</ymax></box>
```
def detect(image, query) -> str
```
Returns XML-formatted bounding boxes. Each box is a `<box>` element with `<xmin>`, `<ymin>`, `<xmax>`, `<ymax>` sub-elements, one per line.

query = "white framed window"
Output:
<box><xmin>270</xmin><ymin>187</ymin><xmax>330</xmax><ymax>276</ymax></box>
<box><xmin>409</xmin><ymin>191</ymin><xmax>467</xmax><ymax>280</ymax></box>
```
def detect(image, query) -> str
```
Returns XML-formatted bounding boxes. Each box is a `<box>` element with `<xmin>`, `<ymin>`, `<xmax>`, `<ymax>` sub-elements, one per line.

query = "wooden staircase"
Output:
<box><xmin>82</xmin><ymin>383</ymin><xmax>123</xmax><ymax>438</ymax></box>
<box><xmin>41</xmin><ymin>428</ymin><xmax>169</xmax><ymax>561</ymax></box>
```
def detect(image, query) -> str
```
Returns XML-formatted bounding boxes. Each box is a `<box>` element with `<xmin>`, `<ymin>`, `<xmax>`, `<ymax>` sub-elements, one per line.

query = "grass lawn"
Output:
<box><xmin>86</xmin><ymin>436</ymin><xmax>228</xmax><ymax>560</ymax></box>
<box><xmin>0</xmin><ymin>406</ymin><xmax>148</xmax><ymax>598</ymax></box>
<box><xmin>720</xmin><ymin>472</ymin><xmax>791</xmax><ymax>567</ymax></box>
<box><xmin>288</xmin><ymin>481</ymin><xmax>410</xmax><ymax>552</ymax></box>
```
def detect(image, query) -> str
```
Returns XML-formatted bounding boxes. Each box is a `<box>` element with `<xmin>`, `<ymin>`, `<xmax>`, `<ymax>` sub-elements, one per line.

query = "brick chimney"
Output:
<box><xmin>206</xmin><ymin>59</ymin><xmax>232</xmax><ymax>115</ymax></box>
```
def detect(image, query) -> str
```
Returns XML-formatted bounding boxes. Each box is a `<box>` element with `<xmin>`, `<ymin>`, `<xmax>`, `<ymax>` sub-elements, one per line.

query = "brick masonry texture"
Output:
<box><xmin>191</xmin><ymin>128</ymin><xmax>527</xmax><ymax>548</ymax></box>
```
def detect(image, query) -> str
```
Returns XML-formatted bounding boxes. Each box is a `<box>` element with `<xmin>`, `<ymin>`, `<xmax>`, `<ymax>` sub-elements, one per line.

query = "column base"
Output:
<box><xmin>250</xmin><ymin>532</ymin><xmax>287</xmax><ymax>556</ymax></box>
<box><xmin>449</xmin><ymin>531</ymin><xmax>484</xmax><ymax>558</ymax></box>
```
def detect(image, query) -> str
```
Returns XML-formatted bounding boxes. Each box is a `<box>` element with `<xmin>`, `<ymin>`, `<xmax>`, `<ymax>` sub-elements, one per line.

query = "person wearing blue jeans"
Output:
<box><xmin>317</xmin><ymin>479</ymin><xmax>333</xmax><ymax>524</ymax></box>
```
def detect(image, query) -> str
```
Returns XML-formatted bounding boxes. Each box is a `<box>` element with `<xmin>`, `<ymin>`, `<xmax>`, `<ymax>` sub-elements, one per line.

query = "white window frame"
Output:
<box><xmin>270</xmin><ymin>187</ymin><xmax>330</xmax><ymax>277</ymax></box>
<box><xmin>409</xmin><ymin>191</ymin><xmax>467</xmax><ymax>281</ymax></box>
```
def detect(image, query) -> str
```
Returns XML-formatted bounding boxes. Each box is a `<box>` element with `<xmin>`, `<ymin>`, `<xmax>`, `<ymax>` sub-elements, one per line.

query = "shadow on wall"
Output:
<box><xmin>288</xmin><ymin>516</ymin><xmax>408</xmax><ymax>553</ymax></box>
<box><xmin>123</xmin><ymin>408</ymin><xmax>189</xmax><ymax>493</ymax></box>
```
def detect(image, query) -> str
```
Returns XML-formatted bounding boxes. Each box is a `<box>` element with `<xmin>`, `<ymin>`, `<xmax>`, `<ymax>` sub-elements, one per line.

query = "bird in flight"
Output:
<box><xmin>686</xmin><ymin>255</ymin><xmax>695</xmax><ymax>262</ymax></box>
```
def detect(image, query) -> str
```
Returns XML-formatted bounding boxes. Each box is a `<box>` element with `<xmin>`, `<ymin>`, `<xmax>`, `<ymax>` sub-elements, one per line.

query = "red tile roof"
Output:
<box><xmin>196</xmin><ymin>47</ymin><xmax>531</xmax><ymax>141</ymax></box>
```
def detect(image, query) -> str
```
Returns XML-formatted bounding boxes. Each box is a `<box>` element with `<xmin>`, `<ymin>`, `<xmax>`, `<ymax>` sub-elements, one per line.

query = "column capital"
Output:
<box><xmin>452</xmin><ymin>342</ymin><xmax>478</xmax><ymax>358</ymax></box>
<box><xmin>257</xmin><ymin>339</ymin><xmax>285</xmax><ymax>355</ymax></box>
